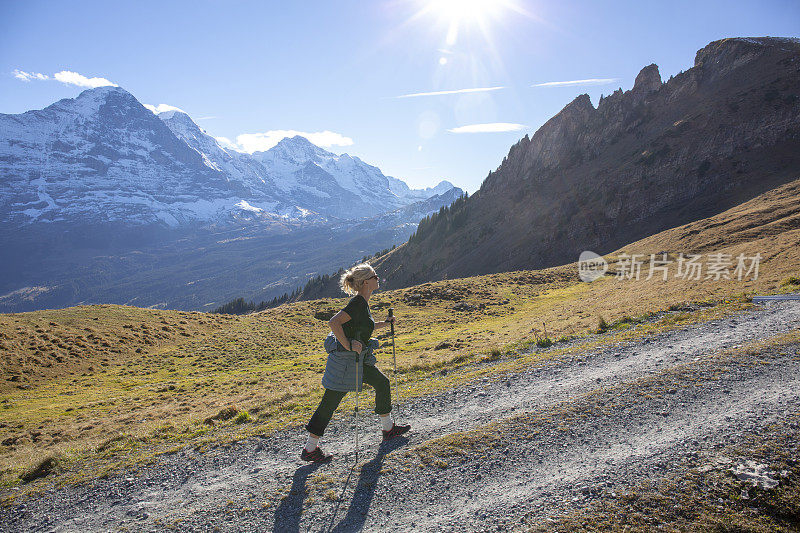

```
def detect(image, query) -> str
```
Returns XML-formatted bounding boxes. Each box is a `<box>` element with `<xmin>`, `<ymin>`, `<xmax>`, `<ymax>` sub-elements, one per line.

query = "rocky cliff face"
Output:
<box><xmin>370</xmin><ymin>37</ymin><xmax>800</xmax><ymax>289</ymax></box>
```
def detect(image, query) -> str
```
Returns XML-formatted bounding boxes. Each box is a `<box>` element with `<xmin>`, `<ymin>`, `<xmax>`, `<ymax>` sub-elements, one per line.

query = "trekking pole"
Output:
<box><xmin>354</xmin><ymin>346</ymin><xmax>362</xmax><ymax>460</ymax></box>
<box><xmin>389</xmin><ymin>308</ymin><xmax>401</xmax><ymax>420</ymax></box>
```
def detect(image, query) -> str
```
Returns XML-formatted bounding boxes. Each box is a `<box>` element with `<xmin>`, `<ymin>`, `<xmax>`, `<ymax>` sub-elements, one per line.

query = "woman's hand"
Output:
<box><xmin>350</xmin><ymin>340</ymin><xmax>363</xmax><ymax>353</ymax></box>
<box><xmin>382</xmin><ymin>316</ymin><xmax>398</xmax><ymax>327</ymax></box>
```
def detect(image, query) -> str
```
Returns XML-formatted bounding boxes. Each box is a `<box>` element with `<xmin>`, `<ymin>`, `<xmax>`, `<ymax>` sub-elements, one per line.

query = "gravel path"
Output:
<box><xmin>2</xmin><ymin>297</ymin><xmax>799</xmax><ymax>532</ymax></box>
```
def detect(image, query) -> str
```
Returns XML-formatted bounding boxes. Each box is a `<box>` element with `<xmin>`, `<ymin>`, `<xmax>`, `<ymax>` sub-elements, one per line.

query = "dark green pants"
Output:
<box><xmin>306</xmin><ymin>364</ymin><xmax>391</xmax><ymax>436</ymax></box>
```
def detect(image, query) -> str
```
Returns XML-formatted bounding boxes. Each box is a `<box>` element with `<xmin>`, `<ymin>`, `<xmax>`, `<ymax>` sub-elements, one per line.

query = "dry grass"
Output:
<box><xmin>1</xmin><ymin>178</ymin><xmax>799</xmax><ymax>493</ymax></box>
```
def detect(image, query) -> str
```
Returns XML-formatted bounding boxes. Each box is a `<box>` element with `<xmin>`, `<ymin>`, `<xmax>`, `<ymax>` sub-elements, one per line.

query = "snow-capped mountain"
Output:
<box><xmin>156</xmin><ymin>109</ymin><xmax>316</xmax><ymax>221</ymax></box>
<box><xmin>0</xmin><ymin>86</ymin><xmax>463</xmax><ymax>313</ymax></box>
<box><xmin>0</xmin><ymin>86</ymin><xmax>246</xmax><ymax>226</ymax></box>
<box><xmin>251</xmin><ymin>136</ymin><xmax>439</xmax><ymax>219</ymax></box>
<box><xmin>386</xmin><ymin>176</ymin><xmax>456</xmax><ymax>201</ymax></box>
<box><xmin>158</xmin><ymin>109</ymin><xmax>277</xmax><ymax>197</ymax></box>
<box><xmin>0</xmin><ymin>86</ymin><xmax>460</xmax><ymax>227</ymax></box>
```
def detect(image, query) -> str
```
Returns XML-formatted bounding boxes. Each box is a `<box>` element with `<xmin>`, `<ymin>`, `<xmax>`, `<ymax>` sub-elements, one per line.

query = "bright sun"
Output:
<box><xmin>419</xmin><ymin>0</ymin><xmax>519</xmax><ymax>45</ymax></box>
<box><xmin>427</xmin><ymin>0</ymin><xmax>511</xmax><ymax>23</ymax></box>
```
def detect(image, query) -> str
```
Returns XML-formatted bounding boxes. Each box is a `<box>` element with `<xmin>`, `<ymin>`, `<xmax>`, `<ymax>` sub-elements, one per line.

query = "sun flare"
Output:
<box><xmin>416</xmin><ymin>0</ymin><xmax>521</xmax><ymax>46</ymax></box>
<box><xmin>427</xmin><ymin>0</ymin><xmax>512</xmax><ymax>23</ymax></box>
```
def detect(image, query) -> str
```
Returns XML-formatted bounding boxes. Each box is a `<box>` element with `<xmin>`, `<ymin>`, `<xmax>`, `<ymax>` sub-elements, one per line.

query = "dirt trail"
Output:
<box><xmin>2</xmin><ymin>298</ymin><xmax>799</xmax><ymax>532</ymax></box>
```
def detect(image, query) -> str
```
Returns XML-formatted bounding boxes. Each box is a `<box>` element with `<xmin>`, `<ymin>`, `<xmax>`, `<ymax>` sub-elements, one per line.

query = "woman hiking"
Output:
<box><xmin>301</xmin><ymin>263</ymin><xmax>411</xmax><ymax>462</ymax></box>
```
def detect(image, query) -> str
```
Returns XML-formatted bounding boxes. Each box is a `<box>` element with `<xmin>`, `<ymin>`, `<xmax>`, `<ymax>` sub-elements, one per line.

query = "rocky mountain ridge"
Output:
<box><xmin>365</xmin><ymin>36</ymin><xmax>800</xmax><ymax>290</ymax></box>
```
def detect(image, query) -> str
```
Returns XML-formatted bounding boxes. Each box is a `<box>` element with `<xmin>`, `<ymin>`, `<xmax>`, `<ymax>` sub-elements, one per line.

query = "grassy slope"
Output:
<box><xmin>1</xmin><ymin>178</ymin><xmax>799</xmax><ymax>494</ymax></box>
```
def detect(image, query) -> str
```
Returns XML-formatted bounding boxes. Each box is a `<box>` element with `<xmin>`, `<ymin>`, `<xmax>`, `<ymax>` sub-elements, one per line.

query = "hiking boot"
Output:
<box><xmin>301</xmin><ymin>446</ymin><xmax>333</xmax><ymax>463</ymax></box>
<box><xmin>382</xmin><ymin>422</ymin><xmax>411</xmax><ymax>441</ymax></box>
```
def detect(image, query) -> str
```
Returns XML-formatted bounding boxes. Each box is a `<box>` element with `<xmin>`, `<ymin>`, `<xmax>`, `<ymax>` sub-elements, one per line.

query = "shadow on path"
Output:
<box><xmin>325</xmin><ymin>437</ymin><xmax>409</xmax><ymax>533</ymax></box>
<box><xmin>273</xmin><ymin>462</ymin><xmax>324</xmax><ymax>532</ymax></box>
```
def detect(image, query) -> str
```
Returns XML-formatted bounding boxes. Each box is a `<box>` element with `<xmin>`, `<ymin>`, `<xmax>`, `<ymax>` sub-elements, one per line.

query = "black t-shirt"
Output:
<box><xmin>341</xmin><ymin>294</ymin><xmax>374</xmax><ymax>348</ymax></box>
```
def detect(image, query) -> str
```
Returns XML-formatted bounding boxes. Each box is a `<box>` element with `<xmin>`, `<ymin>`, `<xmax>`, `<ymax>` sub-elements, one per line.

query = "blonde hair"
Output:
<box><xmin>339</xmin><ymin>263</ymin><xmax>376</xmax><ymax>295</ymax></box>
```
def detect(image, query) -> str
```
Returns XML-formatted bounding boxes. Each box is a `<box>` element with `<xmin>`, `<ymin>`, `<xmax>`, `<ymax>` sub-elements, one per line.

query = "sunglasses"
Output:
<box><xmin>367</xmin><ymin>275</ymin><xmax>379</xmax><ymax>280</ymax></box>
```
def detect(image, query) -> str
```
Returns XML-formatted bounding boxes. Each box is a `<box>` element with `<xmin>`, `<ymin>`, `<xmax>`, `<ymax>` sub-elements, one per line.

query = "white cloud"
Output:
<box><xmin>448</xmin><ymin>122</ymin><xmax>527</xmax><ymax>133</ymax></box>
<box><xmin>531</xmin><ymin>78</ymin><xmax>618</xmax><ymax>87</ymax></box>
<box><xmin>395</xmin><ymin>86</ymin><xmax>505</xmax><ymax>98</ymax></box>
<box><xmin>53</xmin><ymin>70</ymin><xmax>117</xmax><ymax>88</ymax></box>
<box><xmin>13</xmin><ymin>69</ymin><xmax>49</xmax><ymax>82</ymax></box>
<box><xmin>215</xmin><ymin>136</ymin><xmax>240</xmax><ymax>151</ymax></box>
<box><xmin>143</xmin><ymin>103</ymin><xmax>186</xmax><ymax>115</ymax></box>
<box><xmin>228</xmin><ymin>130</ymin><xmax>354</xmax><ymax>153</ymax></box>
<box><xmin>13</xmin><ymin>68</ymin><xmax>117</xmax><ymax>88</ymax></box>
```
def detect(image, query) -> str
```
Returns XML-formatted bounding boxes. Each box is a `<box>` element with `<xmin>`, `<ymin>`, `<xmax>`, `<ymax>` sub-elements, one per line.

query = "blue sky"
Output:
<box><xmin>1</xmin><ymin>0</ymin><xmax>798</xmax><ymax>194</ymax></box>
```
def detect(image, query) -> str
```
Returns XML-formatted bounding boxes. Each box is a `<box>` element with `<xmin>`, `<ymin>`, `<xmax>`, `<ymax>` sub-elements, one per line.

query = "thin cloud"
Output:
<box><xmin>532</xmin><ymin>78</ymin><xmax>619</xmax><ymax>87</ymax></box>
<box><xmin>448</xmin><ymin>122</ymin><xmax>527</xmax><ymax>134</ymax></box>
<box><xmin>13</xmin><ymin>69</ymin><xmax>49</xmax><ymax>82</ymax></box>
<box><xmin>395</xmin><ymin>86</ymin><xmax>505</xmax><ymax>98</ymax></box>
<box><xmin>196</xmin><ymin>116</ymin><xmax>217</xmax><ymax>120</ymax></box>
<box><xmin>53</xmin><ymin>70</ymin><xmax>117</xmax><ymax>88</ymax></box>
<box><xmin>222</xmin><ymin>130</ymin><xmax>354</xmax><ymax>153</ymax></box>
<box><xmin>13</xmin><ymin>68</ymin><xmax>117</xmax><ymax>87</ymax></box>
<box><xmin>143</xmin><ymin>103</ymin><xmax>186</xmax><ymax>114</ymax></box>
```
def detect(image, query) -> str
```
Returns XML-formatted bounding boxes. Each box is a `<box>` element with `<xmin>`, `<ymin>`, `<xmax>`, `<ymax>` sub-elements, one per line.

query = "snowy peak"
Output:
<box><xmin>0</xmin><ymin>85</ymin><xmax>461</xmax><ymax>227</ymax></box>
<box><xmin>245</xmin><ymin>134</ymin><xmax>462</xmax><ymax>218</ymax></box>
<box><xmin>158</xmin><ymin>109</ymin><xmax>205</xmax><ymax>140</ymax></box>
<box><xmin>44</xmin><ymin>85</ymin><xmax>140</xmax><ymax>118</ymax></box>
<box><xmin>158</xmin><ymin>109</ymin><xmax>195</xmax><ymax>125</ymax></box>
<box><xmin>265</xmin><ymin>135</ymin><xmax>334</xmax><ymax>162</ymax></box>
<box><xmin>387</xmin><ymin>176</ymin><xmax>456</xmax><ymax>200</ymax></box>
<box><xmin>417</xmin><ymin>180</ymin><xmax>456</xmax><ymax>197</ymax></box>
<box><xmin>155</xmin><ymin>107</ymin><xmax>286</xmax><ymax>202</ymax></box>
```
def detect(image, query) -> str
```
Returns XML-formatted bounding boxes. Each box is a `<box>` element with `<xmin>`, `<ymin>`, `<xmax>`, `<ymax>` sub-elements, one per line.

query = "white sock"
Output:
<box><xmin>304</xmin><ymin>435</ymin><xmax>319</xmax><ymax>452</ymax></box>
<box><xmin>380</xmin><ymin>414</ymin><xmax>394</xmax><ymax>431</ymax></box>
